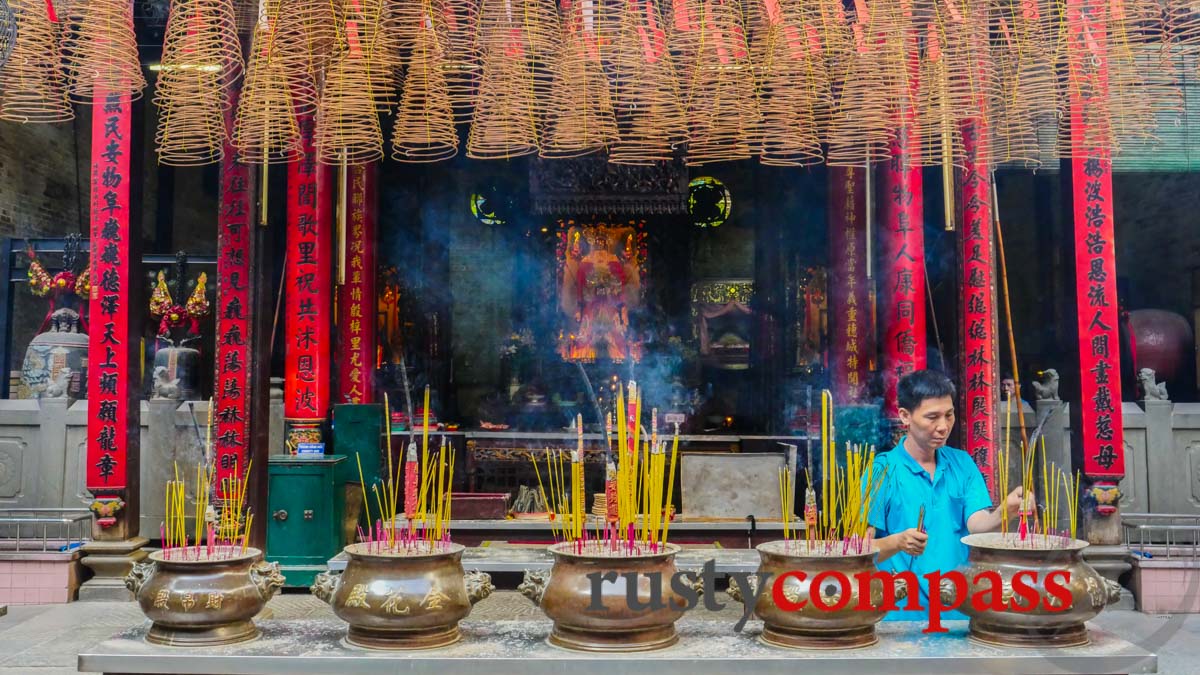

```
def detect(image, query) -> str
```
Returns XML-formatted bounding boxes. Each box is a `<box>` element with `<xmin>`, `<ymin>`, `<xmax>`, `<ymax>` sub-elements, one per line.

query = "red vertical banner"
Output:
<box><xmin>284</xmin><ymin>112</ymin><xmax>333</xmax><ymax>440</ymax></box>
<box><xmin>1068</xmin><ymin>0</ymin><xmax>1124</xmax><ymax>481</ymax></box>
<box><xmin>879</xmin><ymin>124</ymin><xmax>927</xmax><ymax>418</ymax></box>
<box><xmin>215</xmin><ymin>92</ymin><xmax>253</xmax><ymax>493</ymax></box>
<box><xmin>337</xmin><ymin>163</ymin><xmax>377</xmax><ymax>404</ymax></box>
<box><xmin>87</xmin><ymin>90</ymin><xmax>133</xmax><ymax>494</ymax></box>
<box><xmin>829</xmin><ymin>167</ymin><xmax>871</xmax><ymax>405</ymax></box>
<box><xmin>960</xmin><ymin>120</ymin><xmax>998</xmax><ymax>497</ymax></box>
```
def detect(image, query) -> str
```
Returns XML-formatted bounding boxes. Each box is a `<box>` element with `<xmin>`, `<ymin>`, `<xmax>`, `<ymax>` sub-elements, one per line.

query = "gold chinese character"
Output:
<box><xmin>381</xmin><ymin>592</ymin><xmax>411</xmax><ymax>615</ymax></box>
<box><xmin>180</xmin><ymin>593</ymin><xmax>196</xmax><ymax>611</ymax></box>
<box><xmin>848</xmin><ymin>371</ymin><xmax>860</xmax><ymax>386</ymax></box>
<box><xmin>350</xmin><ymin>287</ymin><xmax>363</xmax><ymax>301</ymax></box>
<box><xmin>205</xmin><ymin>593</ymin><xmax>224</xmax><ymax>610</ymax></box>
<box><xmin>846</xmin><ymin>323</ymin><xmax>857</xmax><ymax>339</ymax></box>
<box><xmin>847</xmin><ymin>354</ymin><xmax>858</xmax><ymax>370</ymax></box>
<box><xmin>421</xmin><ymin>586</ymin><xmax>451</xmax><ymax>611</ymax></box>
<box><xmin>153</xmin><ymin>590</ymin><xmax>170</xmax><ymax>609</ymax></box>
<box><xmin>350</xmin><ymin>305</ymin><xmax>363</xmax><ymax>319</ymax></box>
<box><xmin>350</xmin><ymin>336</ymin><xmax>362</xmax><ymax>350</ymax></box>
<box><xmin>346</xmin><ymin>584</ymin><xmax>371</xmax><ymax>609</ymax></box>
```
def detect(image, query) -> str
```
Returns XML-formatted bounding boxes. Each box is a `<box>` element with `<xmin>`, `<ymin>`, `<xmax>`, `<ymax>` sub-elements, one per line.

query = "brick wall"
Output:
<box><xmin>0</xmin><ymin>120</ymin><xmax>84</xmax><ymax>238</ymax></box>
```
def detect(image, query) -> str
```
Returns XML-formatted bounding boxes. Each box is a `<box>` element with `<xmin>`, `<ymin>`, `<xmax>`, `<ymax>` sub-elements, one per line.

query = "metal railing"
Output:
<box><xmin>0</xmin><ymin>508</ymin><xmax>91</xmax><ymax>552</ymax></box>
<box><xmin>1123</xmin><ymin>513</ymin><xmax>1200</xmax><ymax>561</ymax></box>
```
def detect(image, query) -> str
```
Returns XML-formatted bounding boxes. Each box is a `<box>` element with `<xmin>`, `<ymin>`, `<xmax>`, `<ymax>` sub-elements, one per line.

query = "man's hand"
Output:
<box><xmin>896</xmin><ymin>528</ymin><xmax>928</xmax><ymax>557</ymax></box>
<box><xmin>1004</xmin><ymin>486</ymin><xmax>1025</xmax><ymax>520</ymax></box>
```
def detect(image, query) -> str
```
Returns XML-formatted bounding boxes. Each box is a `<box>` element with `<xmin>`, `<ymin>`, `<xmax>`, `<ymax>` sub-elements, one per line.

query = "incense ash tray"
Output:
<box><xmin>312</xmin><ymin>542</ymin><xmax>494</xmax><ymax>650</ymax></box>
<box><xmin>519</xmin><ymin>542</ymin><xmax>691</xmax><ymax>653</ymax></box>
<box><xmin>734</xmin><ymin>540</ymin><xmax>906</xmax><ymax>650</ymax></box>
<box><xmin>946</xmin><ymin>533</ymin><xmax>1120</xmax><ymax>648</ymax></box>
<box><xmin>125</xmin><ymin>548</ymin><xmax>284</xmax><ymax>646</ymax></box>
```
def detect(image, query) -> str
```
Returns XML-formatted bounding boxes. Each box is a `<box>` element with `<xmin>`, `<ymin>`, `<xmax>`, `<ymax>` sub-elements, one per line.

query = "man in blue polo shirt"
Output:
<box><xmin>868</xmin><ymin>370</ymin><xmax>1024</xmax><ymax>620</ymax></box>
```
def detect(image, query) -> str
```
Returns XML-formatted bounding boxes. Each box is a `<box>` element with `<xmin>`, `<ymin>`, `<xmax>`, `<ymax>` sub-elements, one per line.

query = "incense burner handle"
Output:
<box><xmin>251</xmin><ymin>560</ymin><xmax>285</xmax><ymax>601</ymax></box>
<box><xmin>125</xmin><ymin>560</ymin><xmax>156</xmax><ymax>596</ymax></box>
<box><xmin>518</xmin><ymin>570</ymin><xmax>550</xmax><ymax>607</ymax></box>
<box><xmin>311</xmin><ymin>571</ymin><xmax>341</xmax><ymax>605</ymax></box>
<box><xmin>465</xmin><ymin>570</ymin><xmax>495</xmax><ymax>605</ymax></box>
<box><xmin>725</xmin><ymin>575</ymin><xmax>758</xmax><ymax>604</ymax></box>
<box><xmin>893</xmin><ymin>575</ymin><xmax>909</xmax><ymax>602</ymax></box>
<box><xmin>1104</xmin><ymin>578</ymin><xmax>1122</xmax><ymax>606</ymax></box>
<box><xmin>684</xmin><ymin>569</ymin><xmax>705</xmax><ymax>597</ymax></box>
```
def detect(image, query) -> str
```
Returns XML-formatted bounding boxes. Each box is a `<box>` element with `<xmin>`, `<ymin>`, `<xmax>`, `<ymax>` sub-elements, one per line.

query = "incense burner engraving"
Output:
<box><xmin>520</xmin><ymin>542</ymin><xmax>688</xmax><ymax>652</ymax></box>
<box><xmin>745</xmin><ymin>541</ymin><xmax>906</xmax><ymax>650</ymax></box>
<box><xmin>124</xmin><ymin>548</ymin><xmax>283</xmax><ymax>646</ymax></box>
<box><xmin>313</xmin><ymin>542</ymin><xmax>493</xmax><ymax>650</ymax></box>
<box><xmin>944</xmin><ymin>533</ymin><xmax>1120</xmax><ymax>648</ymax></box>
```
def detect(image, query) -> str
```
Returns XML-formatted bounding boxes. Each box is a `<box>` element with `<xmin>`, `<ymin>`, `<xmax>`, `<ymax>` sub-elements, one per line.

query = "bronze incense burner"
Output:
<box><xmin>945</xmin><ymin>533</ymin><xmax>1121</xmax><ymax>648</ymax></box>
<box><xmin>312</xmin><ymin>542</ymin><xmax>494</xmax><ymax>650</ymax></box>
<box><xmin>733</xmin><ymin>541</ymin><xmax>906</xmax><ymax>650</ymax></box>
<box><xmin>125</xmin><ymin>548</ymin><xmax>284</xmax><ymax>646</ymax></box>
<box><xmin>519</xmin><ymin>542</ymin><xmax>689</xmax><ymax>653</ymax></box>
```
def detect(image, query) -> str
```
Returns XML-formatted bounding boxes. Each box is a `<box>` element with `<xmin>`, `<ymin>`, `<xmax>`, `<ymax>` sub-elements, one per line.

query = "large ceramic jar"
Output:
<box><xmin>943</xmin><ymin>533</ymin><xmax>1121</xmax><ymax>647</ymax></box>
<box><xmin>125</xmin><ymin>548</ymin><xmax>285</xmax><ymax>646</ymax></box>
<box><xmin>312</xmin><ymin>542</ymin><xmax>494</xmax><ymax>650</ymax></box>
<box><xmin>519</xmin><ymin>542</ymin><xmax>690</xmax><ymax>652</ymax></box>
<box><xmin>734</xmin><ymin>540</ymin><xmax>906</xmax><ymax>649</ymax></box>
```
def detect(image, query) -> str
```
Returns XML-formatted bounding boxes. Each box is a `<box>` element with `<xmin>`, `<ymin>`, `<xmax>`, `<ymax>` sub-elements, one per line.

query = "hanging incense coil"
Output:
<box><xmin>391</xmin><ymin>3</ymin><xmax>458</xmax><ymax>162</ymax></box>
<box><xmin>315</xmin><ymin>0</ymin><xmax>386</xmax><ymax>163</ymax></box>
<box><xmin>754</xmin><ymin>0</ymin><xmax>830</xmax><ymax>166</ymax></box>
<box><xmin>682</xmin><ymin>0</ymin><xmax>759</xmax><ymax>165</ymax></box>
<box><xmin>233</xmin><ymin>22</ymin><xmax>301</xmax><ymax>163</ymax></box>
<box><xmin>0</xmin><ymin>0</ymin><xmax>73</xmax><ymax>122</ymax></box>
<box><xmin>608</xmin><ymin>0</ymin><xmax>686</xmax><ymax>164</ymax></box>
<box><xmin>989</xmin><ymin>0</ymin><xmax>1060</xmax><ymax>167</ymax></box>
<box><xmin>62</xmin><ymin>0</ymin><xmax>146</xmax><ymax>102</ymax></box>
<box><xmin>154</xmin><ymin>0</ymin><xmax>246</xmax><ymax>165</ymax></box>
<box><xmin>822</xmin><ymin>0</ymin><xmax>895</xmax><ymax>166</ymax></box>
<box><xmin>436</xmin><ymin>0</ymin><xmax>483</xmax><ymax>123</ymax></box>
<box><xmin>355</xmin><ymin>0</ymin><xmax>400</xmax><ymax>112</ymax></box>
<box><xmin>271</xmin><ymin>0</ymin><xmax>344</xmax><ymax>113</ymax></box>
<box><xmin>467</xmin><ymin>0</ymin><xmax>559</xmax><ymax>158</ymax></box>
<box><xmin>541</xmin><ymin>0</ymin><xmax>617</xmax><ymax>158</ymax></box>
<box><xmin>1106</xmin><ymin>0</ymin><xmax>1172</xmax><ymax>154</ymax></box>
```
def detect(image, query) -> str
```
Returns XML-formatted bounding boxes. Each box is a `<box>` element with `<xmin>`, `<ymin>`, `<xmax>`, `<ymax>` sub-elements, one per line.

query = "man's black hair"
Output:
<box><xmin>897</xmin><ymin>369</ymin><xmax>956</xmax><ymax>412</ymax></box>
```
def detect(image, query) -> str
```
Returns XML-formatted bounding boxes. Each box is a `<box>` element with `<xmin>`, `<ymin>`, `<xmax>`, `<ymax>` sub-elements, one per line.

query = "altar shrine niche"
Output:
<box><xmin>557</xmin><ymin>220</ymin><xmax>647</xmax><ymax>363</ymax></box>
<box><xmin>18</xmin><ymin>236</ymin><xmax>90</xmax><ymax>400</ymax></box>
<box><xmin>690</xmin><ymin>280</ymin><xmax>754</xmax><ymax>371</ymax></box>
<box><xmin>148</xmin><ymin>255</ymin><xmax>211</xmax><ymax>401</ymax></box>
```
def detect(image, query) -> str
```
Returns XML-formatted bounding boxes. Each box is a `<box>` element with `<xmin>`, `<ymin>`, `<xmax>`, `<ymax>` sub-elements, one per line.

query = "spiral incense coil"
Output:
<box><xmin>989</xmin><ymin>0</ymin><xmax>1060</xmax><ymax>167</ymax></box>
<box><xmin>315</xmin><ymin>55</ymin><xmax>386</xmax><ymax>164</ymax></box>
<box><xmin>0</xmin><ymin>0</ymin><xmax>73</xmax><ymax>122</ymax></box>
<box><xmin>436</xmin><ymin>0</ymin><xmax>483</xmax><ymax>123</ymax></box>
<box><xmin>354</xmin><ymin>0</ymin><xmax>400</xmax><ymax>112</ymax></box>
<box><xmin>391</xmin><ymin>6</ymin><xmax>459</xmax><ymax>162</ymax></box>
<box><xmin>62</xmin><ymin>0</ymin><xmax>146</xmax><ymax>102</ymax></box>
<box><xmin>754</xmin><ymin>0</ymin><xmax>830</xmax><ymax>166</ymax></box>
<box><xmin>608</xmin><ymin>0</ymin><xmax>686</xmax><ymax>164</ymax></box>
<box><xmin>271</xmin><ymin>0</ymin><xmax>344</xmax><ymax>113</ymax></box>
<box><xmin>153</xmin><ymin>0</ymin><xmax>246</xmax><ymax>165</ymax></box>
<box><xmin>541</xmin><ymin>0</ymin><xmax>618</xmax><ymax>158</ymax></box>
<box><xmin>823</xmin><ymin>0</ymin><xmax>897</xmax><ymax>166</ymax></box>
<box><xmin>467</xmin><ymin>0</ymin><xmax>559</xmax><ymax>158</ymax></box>
<box><xmin>233</xmin><ymin>23</ymin><xmax>302</xmax><ymax>164</ymax></box>
<box><xmin>682</xmin><ymin>0</ymin><xmax>759</xmax><ymax>165</ymax></box>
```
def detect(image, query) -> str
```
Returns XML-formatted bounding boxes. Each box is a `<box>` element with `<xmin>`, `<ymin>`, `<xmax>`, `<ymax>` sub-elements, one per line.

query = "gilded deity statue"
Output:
<box><xmin>557</xmin><ymin>222</ymin><xmax>644</xmax><ymax>362</ymax></box>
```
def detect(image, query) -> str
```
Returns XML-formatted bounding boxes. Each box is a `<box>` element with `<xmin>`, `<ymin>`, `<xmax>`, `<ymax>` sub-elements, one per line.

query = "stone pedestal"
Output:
<box><xmin>78</xmin><ymin>537</ymin><xmax>149</xmax><ymax>601</ymax></box>
<box><xmin>1084</xmin><ymin>544</ymin><xmax>1135</xmax><ymax>610</ymax></box>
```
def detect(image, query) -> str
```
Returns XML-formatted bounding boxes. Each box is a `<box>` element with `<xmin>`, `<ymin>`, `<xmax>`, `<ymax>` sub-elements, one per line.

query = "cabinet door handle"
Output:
<box><xmin>303</xmin><ymin>509</ymin><xmax>315</xmax><ymax>520</ymax></box>
<box><xmin>273</xmin><ymin>509</ymin><xmax>288</xmax><ymax>521</ymax></box>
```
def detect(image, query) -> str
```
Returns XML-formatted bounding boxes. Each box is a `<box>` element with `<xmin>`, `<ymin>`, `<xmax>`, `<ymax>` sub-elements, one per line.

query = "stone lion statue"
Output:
<box><xmin>1032</xmin><ymin>369</ymin><xmax>1060</xmax><ymax>402</ymax></box>
<box><xmin>1138</xmin><ymin>368</ymin><xmax>1168</xmax><ymax>401</ymax></box>
<box><xmin>151</xmin><ymin>366</ymin><xmax>181</xmax><ymax>400</ymax></box>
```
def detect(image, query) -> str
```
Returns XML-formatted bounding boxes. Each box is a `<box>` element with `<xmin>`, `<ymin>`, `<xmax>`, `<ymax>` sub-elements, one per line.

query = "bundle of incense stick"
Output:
<box><xmin>996</xmin><ymin>433</ymin><xmax>1083</xmax><ymax>549</ymax></box>
<box><xmin>529</xmin><ymin>382</ymin><xmax>679</xmax><ymax>555</ymax></box>
<box><xmin>355</xmin><ymin>387</ymin><xmax>456</xmax><ymax>554</ymax></box>
<box><xmin>162</xmin><ymin>460</ymin><xmax>254</xmax><ymax>560</ymax></box>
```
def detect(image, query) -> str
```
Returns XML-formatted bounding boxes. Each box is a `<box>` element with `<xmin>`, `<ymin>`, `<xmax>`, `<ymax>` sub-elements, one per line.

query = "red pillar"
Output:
<box><xmin>1067</xmin><ymin>0</ymin><xmax>1124</xmax><ymax>502</ymax></box>
<box><xmin>879</xmin><ymin>124</ymin><xmax>927</xmax><ymax>418</ymax></box>
<box><xmin>828</xmin><ymin>167</ymin><xmax>871</xmax><ymax>405</ymax></box>
<box><xmin>284</xmin><ymin>111</ymin><xmax>334</xmax><ymax>449</ymax></box>
<box><xmin>959</xmin><ymin>119</ymin><xmax>999</xmax><ymax>498</ymax></box>
<box><xmin>215</xmin><ymin>90</ymin><xmax>254</xmax><ymax>492</ymax></box>
<box><xmin>86</xmin><ymin>89</ymin><xmax>141</xmax><ymax>538</ymax></box>
<box><xmin>337</xmin><ymin>163</ymin><xmax>378</xmax><ymax>404</ymax></box>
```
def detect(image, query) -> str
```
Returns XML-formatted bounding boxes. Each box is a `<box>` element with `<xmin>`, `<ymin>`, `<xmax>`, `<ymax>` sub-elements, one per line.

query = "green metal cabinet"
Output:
<box><xmin>266</xmin><ymin>455</ymin><xmax>346</xmax><ymax>588</ymax></box>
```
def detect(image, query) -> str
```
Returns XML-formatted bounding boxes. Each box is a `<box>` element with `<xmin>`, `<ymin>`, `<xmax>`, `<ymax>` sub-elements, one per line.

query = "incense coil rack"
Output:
<box><xmin>519</xmin><ymin>541</ymin><xmax>690</xmax><ymax>652</ymax></box>
<box><xmin>312</xmin><ymin>542</ymin><xmax>494</xmax><ymax>650</ymax></box>
<box><xmin>124</xmin><ymin>548</ymin><xmax>284</xmax><ymax>646</ymax></box>
<box><xmin>945</xmin><ymin>533</ymin><xmax>1120</xmax><ymax>648</ymax></box>
<box><xmin>740</xmin><ymin>540</ymin><xmax>906</xmax><ymax>650</ymax></box>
